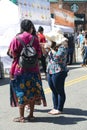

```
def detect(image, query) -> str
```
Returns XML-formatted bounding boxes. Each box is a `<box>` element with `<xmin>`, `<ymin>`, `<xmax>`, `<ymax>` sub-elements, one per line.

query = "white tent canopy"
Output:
<box><xmin>0</xmin><ymin>0</ymin><xmax>20</xmax><ymax>71</ymax></box>
<box><xmin>0</xmin><ymin>0</ymin><xmax>20</xmax><ymax>46</ymax></box>
<box><xmin>0</xmin><ymin>0</ymin><xmax>20</xmax><ymax>35</ymax></box>
<box><xmin>0</xmin><ymin>0</ymin><xmax>20</xmax><ymax>47</ymax></box>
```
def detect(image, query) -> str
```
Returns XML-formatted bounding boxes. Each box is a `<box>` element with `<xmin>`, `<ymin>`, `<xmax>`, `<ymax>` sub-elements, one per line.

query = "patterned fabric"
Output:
<box><xmin>46</xmin><ymin>45</ymin><xmax>68</xmax><ymax>74</ymax></box>
<box><xmin>10</xmin><ymin>80</ymin><xmax>18</xmax><ymax>107</ymax></box>
<box><xmin>10</xmin><ymin>72</ymin><xmax>46</xmax><ymax>106</ymax></box>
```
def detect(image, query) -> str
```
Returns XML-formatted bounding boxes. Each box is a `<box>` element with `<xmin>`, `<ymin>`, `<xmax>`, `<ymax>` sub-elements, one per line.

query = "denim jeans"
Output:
<box><xmin>66</xmin><ymin>49</ymin><xmax>74</xmax><ymax>65</ymax></box>
<box><xmin>83</xmin><ymin>53</ymin><xmax>87</xmax><ymax>64</ymax></box>
<box><xmin>47</xmin><ymin>71</ymin><xmax>67</xmax><ymax>111</ymax></box>
<box><xmin>39</xmin><ymin>55</ymin><xmax>46</xmax><ymax>73</ymax></box>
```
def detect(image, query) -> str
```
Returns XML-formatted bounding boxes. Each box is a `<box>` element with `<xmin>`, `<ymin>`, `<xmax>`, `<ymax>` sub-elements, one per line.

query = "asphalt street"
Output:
<box><xmin>0</xmin><ymin>60</ymin><xmax>87</xmax><ymax>130</ymax></box>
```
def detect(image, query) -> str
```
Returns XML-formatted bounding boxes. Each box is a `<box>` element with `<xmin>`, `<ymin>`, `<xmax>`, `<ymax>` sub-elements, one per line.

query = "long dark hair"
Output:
<box><xmin>32</xmin><ymin>25</ymin><xmax>37</xmax><ymax>36</ymax></box>
<box><xmin>20</xmin><ymin>19</ymin><xmax>34</xmax><ymax>33</ymax></box>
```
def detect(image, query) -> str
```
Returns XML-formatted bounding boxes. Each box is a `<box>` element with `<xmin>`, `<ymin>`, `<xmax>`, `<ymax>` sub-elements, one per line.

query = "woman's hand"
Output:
<box><xmin>10</xmin><ymin>74</ymin><xmax>14</xmax><ymax>80</ymax></box>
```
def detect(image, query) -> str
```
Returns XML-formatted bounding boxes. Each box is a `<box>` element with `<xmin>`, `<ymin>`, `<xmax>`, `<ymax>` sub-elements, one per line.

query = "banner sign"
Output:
<box><xmin>18</xmin><ymin>0</ymin><xmax>51</xmax><ymax>25</ymax></box>
<box><xmin>54</xmin><ymin>8</ymin><xmax>75</xmax><ymax>27</ymax></box>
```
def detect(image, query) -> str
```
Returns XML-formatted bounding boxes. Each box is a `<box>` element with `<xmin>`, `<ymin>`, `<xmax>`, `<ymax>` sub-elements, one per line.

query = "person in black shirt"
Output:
<box><xmin>66</xmin><ymin>34</ymin><xmax>75</xmax><ymax>65</ymax></box>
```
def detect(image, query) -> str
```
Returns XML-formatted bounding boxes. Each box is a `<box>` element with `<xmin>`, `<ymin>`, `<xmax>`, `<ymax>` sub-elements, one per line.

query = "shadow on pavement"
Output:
<box><xmin>33</xmin><ymin>108</ymin><xmax>87</xmax><ymax>125</ymax></box>
<box><xmin>67</xmin><ymin>66</ymin><xmax>81</xmax><ymax>70</ymax></box>
<box><xmin>67</xmin><ymin>62</ymin><xmax>82</xmax><ymax>70</ymax></box>
<box><xmin>64</xmin><ymin>108</ymin><xmax>87</xmax><ymax>117</ymax></box>
<box><xmin>0</xmin><ymin>77</ymin><xmax>10</xmax><ymax>86</ymax></box>
<box><xmin>32</xmin><ymin>116</ymin><xmax>86</xmax><ymax>125</ymax></box>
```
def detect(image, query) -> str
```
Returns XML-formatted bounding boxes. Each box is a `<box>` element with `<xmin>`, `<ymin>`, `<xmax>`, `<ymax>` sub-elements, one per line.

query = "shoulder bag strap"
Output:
<box><xmin>29</xmin><ymin>36</ymin><xmax>34</xmax><ymax>46</ymax></box>
<box><xmin>16</xmin><ymin>36</ymin><xmax>26</xmax><ymax>48</ymax></box>
<box><xmin>16</xmin><ymin>36</ymin><xmax>34</xmax><ymax>47</ymax></box>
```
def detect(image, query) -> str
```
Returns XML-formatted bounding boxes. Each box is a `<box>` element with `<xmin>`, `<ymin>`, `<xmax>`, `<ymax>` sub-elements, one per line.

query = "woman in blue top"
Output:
<box><xmin>45</xmin><ymin>32</ymin><xmax>68</xmax><ymax>115</ymax></box>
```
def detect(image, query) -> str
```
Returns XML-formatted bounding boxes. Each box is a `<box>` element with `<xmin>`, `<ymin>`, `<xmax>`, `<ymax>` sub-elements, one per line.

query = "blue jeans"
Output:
<box><xmin>47</xmin><ymin>71</ymin><xmax>67</xmax><ymax>111</ymax></box>
<box><xmin>83</xmin><ymin>53</ymin><xmax>87</xmax><ymax>64</ymax></box>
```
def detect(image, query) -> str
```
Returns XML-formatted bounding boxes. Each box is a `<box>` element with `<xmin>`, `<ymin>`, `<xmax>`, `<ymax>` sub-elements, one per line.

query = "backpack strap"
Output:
<box><xmin>16</xmin><ymin>36</ymin><xmax>34</xmax><ymax>47</ymax></box>
<box><xmin>16</xmin><ymin>37</ymin><xmax>26</xmax><ymax>48</ymax></box>
<box><xmin>29</xmin><ymin>36</ymin><xmax>34</xmax><ymax>46</ymax></box>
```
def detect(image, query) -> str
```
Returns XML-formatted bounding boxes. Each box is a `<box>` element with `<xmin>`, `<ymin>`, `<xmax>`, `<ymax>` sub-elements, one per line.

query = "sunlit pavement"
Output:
<box><xmin>0</xmin><ymin>50</ymin><xmax>87</xmax><ymax>130</ymax></box>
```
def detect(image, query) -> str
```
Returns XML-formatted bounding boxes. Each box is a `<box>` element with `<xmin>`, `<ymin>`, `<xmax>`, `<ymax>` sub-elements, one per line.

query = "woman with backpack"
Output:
<box><xmin>7</xmin><ymin>19</ymin><xmax>47</xmax><ymax>122</ymax></box>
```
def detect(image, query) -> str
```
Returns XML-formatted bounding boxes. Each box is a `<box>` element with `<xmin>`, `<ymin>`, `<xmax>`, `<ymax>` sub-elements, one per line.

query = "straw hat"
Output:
<box><xmin>45</xmin><ymin>30</ymin><xmax>68</xmax><ymax>46</ymax></box>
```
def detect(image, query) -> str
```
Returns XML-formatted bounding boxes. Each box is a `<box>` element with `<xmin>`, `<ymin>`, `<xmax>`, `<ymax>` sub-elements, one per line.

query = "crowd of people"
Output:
<box><xmin>7</xmin><ymin>18</ymin><xmax>87</xmax><ymax>123</ymax></box>
<box><xmin>75</xmin><ymin>30</ymin><xmax>87</xmax><ymax>66</ymax></box>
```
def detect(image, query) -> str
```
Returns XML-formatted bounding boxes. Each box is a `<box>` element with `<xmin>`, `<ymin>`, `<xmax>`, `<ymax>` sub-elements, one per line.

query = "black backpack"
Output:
<box><xmin>16</xmin><ymin>36</ymin><xmax>38</xmax><ymax>69</ymax></box>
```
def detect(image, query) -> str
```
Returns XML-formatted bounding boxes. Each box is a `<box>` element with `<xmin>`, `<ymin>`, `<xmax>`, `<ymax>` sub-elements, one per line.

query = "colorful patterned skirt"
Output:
<box><xmin>10</xmin><ymin>72</ymin><xmax>47</xmax><ymax>107</ymax></box>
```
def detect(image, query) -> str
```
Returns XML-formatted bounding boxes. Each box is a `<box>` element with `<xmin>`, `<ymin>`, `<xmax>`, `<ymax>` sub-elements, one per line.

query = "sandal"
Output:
<box><xmin>13</xmin><ymin>117</ymin><xmax>25</xmax><ymax>123</ymax></box>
